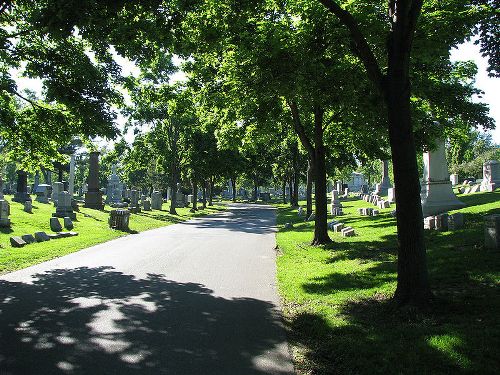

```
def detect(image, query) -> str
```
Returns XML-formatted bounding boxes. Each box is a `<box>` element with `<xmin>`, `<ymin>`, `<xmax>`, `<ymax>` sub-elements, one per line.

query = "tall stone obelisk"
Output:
<box><xmin>84</xmin><ymin>151</ymin><xmax>104</xmax><ymax>210</ymax></box>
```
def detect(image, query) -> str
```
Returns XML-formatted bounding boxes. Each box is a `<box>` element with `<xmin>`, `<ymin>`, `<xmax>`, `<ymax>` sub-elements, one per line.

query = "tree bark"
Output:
<box><xmin>254</xmin><ymin>177</ymin><xmax>259</xmax><ymax>202</ymax></box>
<box><xmin>190</xmin><ymin>177</ymin><xmax>198</xmax><ymax>212</ymax></box>
<box><xmin>208</xmin><ymin>177</ymin><xmax>214</xmax><ymax>206</ymax></box>
<box><xmin>386</xmin><ymin>1</ymin><xmax>431</xmax><ymax>305</ymax></box>
<box><xmin>292</xmin><ymin>143</ymin><xmax>300</xmax><ymax>207</ymax></box>
<box><xmin>312</xmin><ymin>106</ymin><xmax>331</xmax><ymax>245</ymax></box>
<box><xmin>231</xmin><ymin>178</ymin><xmax>236</xmax><ymax>202</ymax></box>
<box><xmin>202</xmin><ymin>180</ymin><xmax>207</xmax><ymax>209</ymax></box>
<box><xmin>306</xmin><ymin>159</ymin><xmax>314</xmax><ymax>218</ymax></box>
<box><xmin>169</xmin><ymin>161</ymin><xmax>177</xmax><ymax>215</ymax></box>
<box><xmin>282</xmin><ymin>179</ymin><xmax>287</xmax><ymax>204</ymax></box>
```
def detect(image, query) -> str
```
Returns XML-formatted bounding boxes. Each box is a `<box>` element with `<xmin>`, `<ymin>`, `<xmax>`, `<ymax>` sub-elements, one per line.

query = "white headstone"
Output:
<box><xmin>421</xmin><ymin>139</ymin><xmax>465</xmax><ymax>216</ymax></box>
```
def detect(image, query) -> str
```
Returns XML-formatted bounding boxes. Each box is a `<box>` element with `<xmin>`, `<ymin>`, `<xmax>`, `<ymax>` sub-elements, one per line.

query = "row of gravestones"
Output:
<box><xmin>10</xmin><ymin>217</ymin><xmax>77</xmax><ymax>248</ymax></box>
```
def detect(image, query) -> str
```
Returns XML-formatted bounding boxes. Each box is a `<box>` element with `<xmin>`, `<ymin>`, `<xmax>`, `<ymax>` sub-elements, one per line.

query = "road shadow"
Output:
<box><xmin>0</xmin><ymin>267</ymin><xmax>291</xmax><ymax>375</ymax></box>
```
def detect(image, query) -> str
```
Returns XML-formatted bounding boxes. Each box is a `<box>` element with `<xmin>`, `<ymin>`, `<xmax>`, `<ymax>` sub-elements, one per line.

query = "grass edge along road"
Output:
<box><xmin>0</xmin><ymin>195</ymin><xmax>226</xmax><ymax>274</ymax></box>
<box><xmin>275</xmin><ymin>191</ymin><xmax>499</xmax><ymax>375</ymax></box>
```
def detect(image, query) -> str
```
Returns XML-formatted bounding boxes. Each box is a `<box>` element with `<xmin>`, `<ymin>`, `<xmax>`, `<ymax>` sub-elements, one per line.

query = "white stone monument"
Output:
<box><xmin>480</xmin><ymin>160</ymin><xmax>499</xmax><ymax>192</ymax></box>
<box><xmin>421</xmin><ymin>139</ymin><xmax>465</xmax><ymax>216</ymax></box>
<box><xmin>105</xmin><ymin>164</ymin><xmax>123</xmax><ymax>205</ymax></box>
<box><xmin>52</xmin><ymin>181</ymin><xmax>64</xmax><ymax>205</ymax></box>
<box><xmin>53</xmin><ymin>191</ymin><xmax>76</xmax><ymax>219</ymax></box>
<box><xmin>450</xmin><ymin>174</ymin><xmax>459</xmax><ymax>186</ymax></box>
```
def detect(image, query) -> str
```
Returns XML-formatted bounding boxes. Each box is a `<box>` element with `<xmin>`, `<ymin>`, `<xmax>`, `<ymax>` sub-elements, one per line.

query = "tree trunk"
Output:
<box><xmin>190</xmin><ymin>178</ymin><xmax>198</xmax><ymax>212</ymax></box>
<box><xmin>231</xmin><ymin>178</ymin><xmax>236</xmax><ymax>202</ymax></box>
<box><xmin>253</xmin><ymin>177</ymin><xmax>258</xmax><ymax>202</ymax></box>
<box><xmin>169</xmin><ymin>161</ymin><xmax>177</xmax><ymax>215</ymax></box>
<box><xmin>282</xmin><ymin>179</ymin><xmax>287</xmax><ymax>204</ymax></box>
<box><xmin>306</xmin><ymin>159</ymin><xmax>314</xmax><ymax>218</ymax></box>
<box><xmin>288</xmin><ymin>177</ymin><xmax>293</xmax><ymax>206</ymax></box>
<box><xmin>292</xmin><ymin>143</ymin><xmax>300</xmax><ymax>206</ymax></box>
<box><xmin>202</xmin><ymin>180</ymin><xmax>207</xmax><ymax>209</ymax></box>
<box><xmin>312</xmin><ymin>107</ymin><xmax>331</xmax><ymax>245</ymax></box>
<box><xmin>208</xmin><ymin>177</ymin><xmax>214</xmax><ymax>206</ymax></box>
<box><xmin>387</xmin><ymin>33</ymin><xmax>431</xmax><ymax>306</ymax></box>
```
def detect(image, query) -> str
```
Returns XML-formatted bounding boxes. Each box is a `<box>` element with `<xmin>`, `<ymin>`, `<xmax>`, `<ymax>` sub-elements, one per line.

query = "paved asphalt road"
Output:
<box><xmin>0</xmin><ymin>204</ymin><xmax>295</xmax><ymax>375</ymax></box>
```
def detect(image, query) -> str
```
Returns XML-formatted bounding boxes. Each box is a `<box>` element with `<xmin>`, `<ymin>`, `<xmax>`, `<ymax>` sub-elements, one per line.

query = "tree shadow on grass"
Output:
<box><xmin>289</xmin><ymin>275</ymin><xmax>499</xmax><ymax>374</ymax></box>
<box><xmin>135</xmin><ymin>212</ymin><xmax>185</xmax><ymax>224</ymax></box>
<box><xmin>0</xmin><ymin>267</ymin><xmax>292</xmax><ymax>375</ymax></box>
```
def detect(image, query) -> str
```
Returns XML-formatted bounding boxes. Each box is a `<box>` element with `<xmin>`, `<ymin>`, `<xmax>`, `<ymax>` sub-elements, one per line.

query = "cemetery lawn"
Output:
<box><xmin>276</xmin><ymin>191</ymin><xmax>500</xmax><ymax>375</ymax></box>
<box><xmin>0</xmin><ymin>196</ymin><xmax>226</xmax><ymax>274</ymax></box>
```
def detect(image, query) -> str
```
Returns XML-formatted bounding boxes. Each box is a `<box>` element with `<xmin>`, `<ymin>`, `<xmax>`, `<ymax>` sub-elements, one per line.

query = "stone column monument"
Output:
<box><xmin>375</xmin><ymin>160</ymin><xmax>392</xmax><ymax>196</ymax></box>
<box><xmin>84</xmin><ymin>151</ymin><xmax>104</xmax><ymax>210</ymax></box>
<box><xmin>13</xmin><ymin>170</ymin><xmax>32</xmax><ymax>202</ymax></box>
<box><xmin>421</xmin><ymin>139</ymin><xmax>465</xmax><ymax>216</ymax></box>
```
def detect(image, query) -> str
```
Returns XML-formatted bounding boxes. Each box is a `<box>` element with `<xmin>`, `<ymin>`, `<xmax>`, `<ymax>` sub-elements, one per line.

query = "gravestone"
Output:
<box><xmin>84</xmin><ymin>151</ymin><xmax>104</xmax><ymax>210</ymax></box>
<box><xmin>33</xmin><ymin>171</ymin><xmax>40</xmax><ymax>192</ymax></box>
<box><xmin>105</xmin><ymin>164</ymin><xmax>123</xmax><ymax>205</ymax></box>
<box><xmin>388</xmin><ymin>188</ymin><xmax>396</xmax><ymax>204</ymax></box>
<box><xmin>53</xmin><ymin>191</ymin><xmax>76</xmax><ymax>220</ymax></box>
<box><xmin>151</xmin><ymin>191</ymin><xmax>163</xmax><ymax>210</ymax></box>
<box><xmin>0</xmin><ymin>200</ymin><xmax>11</xmax><ymax>227</ymax></box>
<box><xmin>375</xmin><ymin>160</ymin><xmax>392</xmax><ymax>196</ymax></box>
<box><xmin>52</xmin><ymin>182</ymin><xmax>64</xmax><ymax>205</ymax></box>
<box><xmin>448</xmin><ymin>213</ymin><xmax>464</xmax><ymax>231</ymax></box>
<box><xmin>13</xmin><ymin>170</ymin><xmax>31</xmax><ymax>203</ymax></box>
<box><xmin>23</xmin><ymin>200</ymin><xmax>32</xmax><ymax>213</ymax></box>
<box><xmin>333</xmin><ymin>223</ymin><xmax>344</xmax><ymax>232</ymax></box>
<box><xmin>109</xmin><ymin>209</ymin><xmax>130</xmax><ymax>231</ymax></box>
<box><xmin>484</xmin><ymin>214</ymin><xmax>500</xmax><ymax>251</ymax></box>
<box><xmin>21</xmin><ymin>234</ymin><xmax>35</xmax><ymax>244</ymax></box>
<box><xmin>143</xmin><ymin>200</ymin><xmax>151</xmax><ymax>211</ymax></box>
<box><xmin>68</xmin><ymin>154</ymin><xmax>76</xmax><ymax>197</ymax></box>
<box><xmin>64</xmin><ymin>217</ymin><xmax>74</xmax><ymax>230</ymax></box>
<box><xmin>450</xmin><ymin>174</ymin><xmax>459</xmax><ymax>186</ymax></box>
<box><xmin>330</xmin><ymin>190</ymin><xmax>342</xmax><ymax>215</ymax></box>
<box><xmin>421</xmin><ymin>139</ymin><xmax>465</xmax><ymax>216</ymax></box>
<box><xmin>175</xmin><ymin>183</ymin><xmax>186</xmax><ymax>207</ymax></box>
<box><xmin>34</xmin><ymin>231</ymin><xmax>50</xmax><ymax>242</ymax></box>
<box><xmin>35</xmin><ymin>184</ymin><xmax>50</xmax><ymax>203</ymax></box>
<box><xmin>129</xmin><ymin>190</ymin><xmax>141</xmax><ymax>213</ymax></box>
<box><xmin>50</xmin><ymin>217</ymin><xmax>62</xmax><ymax>232</ymax></box>
<box><xmin>480</xmin><ymin>160</ymin><xmax>500</xmax><ymax>192</ymax></box>
<box><xmin>10</xmin><ymin>236</ymin><xmax>26</xmax><ymax>248</ymax></box>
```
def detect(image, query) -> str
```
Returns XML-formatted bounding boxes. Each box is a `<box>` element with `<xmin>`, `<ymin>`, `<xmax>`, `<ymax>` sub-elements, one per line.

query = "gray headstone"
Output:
<box><xmin>10</xmin><ymin>236</ymin><xmax>27</xmax><ymax>248</ymax></box>
<box><xmin>0</xmin><ymin>199</ymin><xmax>11</xmax><ymax>227</ymax></box>
<box><xmin>50</xmin><ymin>217</ymin><xmax>62</xmax><ymax>232</ymax></box>
<box><xmin>63</xmin><ymin>217</ymin><xmax>74</xmax><ymax>230</ymax></box>
<box><xmin>21</xmin><ymin>234</ymin><xmax>36</xmax><ymax>244</ymax></box>
<box><xmin>484</xmin><ymin>214</ymin><xmax>500</xmax><ymax>251</ymax></box>
<box><xmin>24</xmin><ymin>200</ymin><xmax>32</xmax><ymax>213</ymax></box>
<box><xmin>34</xmin><ymin>231</ymin><xmax>50</xmax><ymax>242</ymax></box>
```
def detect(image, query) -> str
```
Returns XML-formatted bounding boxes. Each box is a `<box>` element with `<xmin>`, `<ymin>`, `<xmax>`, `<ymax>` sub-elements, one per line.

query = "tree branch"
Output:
<box><xmin>287</xmin><ymin>100</ymin><xmax>315</xmax><ymax>160</ymax></box>
<box><xmin>317</xmin><ymin>0</ymin><xmax>386</xmax><ymax>94</ymax></box>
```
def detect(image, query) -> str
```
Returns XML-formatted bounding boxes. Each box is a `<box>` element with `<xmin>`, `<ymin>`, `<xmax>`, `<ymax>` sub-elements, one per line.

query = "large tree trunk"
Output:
<box><xmin>208</xmin><ymin>177</ymin><xmax>214</xmax><ymax>206</ymax></box>
<box><xmin>306</xmin><ymin>159</ymin><xmax>314</xmax><ymax>218</ymax></box>
<box><xmin>190</xmin><ymin>177</ymin><xmax>198</xmax><ymax>212</ymax></box>
<box><xmin>202</xmin><ymin>180</ymin><xmax>207</xmax><ymax>209</ymax></box>
<box><xmin>292</xmin><ymin>143</ymin><xmax>300</xmax><ymax>206</ymax></box>
<box><xmin>387</xmin><ymin>26</ymin><xmax>431</xmax><ymax>306</ymax></box>
<box><xmin>231</xmin><ymin>178</ymin><xmax>236</xmax><ymax>202</ymax></box>
<box><xmin>253</xmin><ymin>177</ymin><xmax>258</xmax><ymax>202</ymax></box>
<box><xmin>288</xmin><ymin>177</ymin><xmax>293</xmax><ymax>206</ymax></box>
<box><xmin>312</xmin><ymin>107</ymin><xmax>331</xmax><ymax>245</ymax></box>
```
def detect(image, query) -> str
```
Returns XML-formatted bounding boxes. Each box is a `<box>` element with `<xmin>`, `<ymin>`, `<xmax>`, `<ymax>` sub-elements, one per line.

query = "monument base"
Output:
<box><xmin>421</xmin><ymin>180</ymin><xmax>465</xmax><ymax>217</ymax></box>
<box><xmin>0</xmin><ymin>218</ymin><xmax>11</xmax><ymax>227</ymax></box>
<box><xmin>84</xmin><ymin>191</ymin><xmax>104</xmax><ymax>210</ymax></box>
<box><xmin>52</xmin><ymin>211</ymin><xmax>77</xmax><ymax>220</ymax></box>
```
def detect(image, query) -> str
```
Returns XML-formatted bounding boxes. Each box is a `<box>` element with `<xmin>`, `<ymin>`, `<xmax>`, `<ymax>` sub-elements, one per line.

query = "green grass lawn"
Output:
<box><xmin>276</xmin><ymin>191</ymin><xmax>499</xmax><ymax>375</ymax></box>
<box><xmin>0</xmin><ymin>195</ymin><xmax>226</xmax><ymax>274</ymax></box>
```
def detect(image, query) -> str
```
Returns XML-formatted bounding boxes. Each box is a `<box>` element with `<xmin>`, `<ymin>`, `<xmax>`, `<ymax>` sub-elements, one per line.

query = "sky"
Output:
<box><xmin>13</xmin><ymin>41</ymin><xmax>500</xmax><ymax>147</ymax></box>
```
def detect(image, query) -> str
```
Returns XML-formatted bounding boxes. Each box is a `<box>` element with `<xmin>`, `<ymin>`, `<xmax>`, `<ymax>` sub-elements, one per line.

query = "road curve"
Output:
<box><xmin>0</xmin><ymin>203</ymin><xmax>295</xmax><ymax>375</ymax></box>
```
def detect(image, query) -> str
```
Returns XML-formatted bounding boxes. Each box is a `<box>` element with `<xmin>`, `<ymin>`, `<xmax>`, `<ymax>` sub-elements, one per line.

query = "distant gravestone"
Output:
<box><xmin>84</xmin><ymin>151</ymin><xmax>104</xmax><ymax>210</ymax></box>
<box><xmin>10</xmin><ymin>236</ymin><xmax>26</xmax><ymax>248</ymax></box>
<box><xmin>129</xmin><ymin>190</ymin><xmax>141</xmax><ymax>213</ymax></box>
<box><xmin>50</xmin><ymin>217</ymin><xmax>62</xmax><ymax>232</ymax></box>
<box><xmin>52</xmin><ymin>182</ymin><xmax>64</xmax><ymax>205</ymax></box>
<box><xmin>151</xmin><ymin>191</ymin><xmax>163</xmax><ymax>210</ymax></box>
<box><xmin>23</xmin><ymin>200</ymin><xmax>32</xmax><ymax>213</ymax></box>
<box><xmin>387</xmin><ymin>188</ymin><xmax>396</xmax><ymax>203</ymax></box>
<box><xmin>53</xmin><ymin>191</ymin><xmax>76</xmax><ymax>220</ymax></box>
<box><xmin>105</xmin><ymin>164</ymin><xmax>123</xmax><ymax>205</ymax></box>
<box><xmin>480</xmin><ymin>160</ymin><xmax>500</xmax><ymax>192</ymax></box>
<box><xmin>109</xmin><ymin>209</ymin><xmax>130</xmax><ymax>231</ymax></box>
<box><xmin>448</xmin><ymin>213</ymin><xmax>464</xmax><ymax>231</ymax></box>
<box><xmin>0</xmin><ymin>200</ymin><xmax>11</xmax><ymax>227</ymax></box>
<box><xmin>450</xmin><ymin>174</ymin><xmax>459</xmax><ymax>186</ymax></box>
<box><xmin>35</xmin><ymin>184</ymin><xmax>50</xmax><ymax>203</ymax></box>
<box><xmin>13</xmin><ymin>170</ymin><xmax>32</xmax><ymax>203</ymax></box>
<box><xmin>34</xmin><ymin>231</ymin><xmax>50</xmax><ymax>242</ymax></box>
<box><xmin>21</xmin><ymin>234</ymin><xmax>35</xmax><ymax>244</ymax></box>
<box><xmin>470</xmin><ymin>184</ymin><xmax>480</xmax><ymax>193</ymax></box>
<box><xmin>143</xmin><ymin>200</ymin><xmax>151</xmax><ymax>211</ymax></box>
